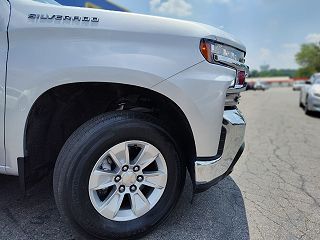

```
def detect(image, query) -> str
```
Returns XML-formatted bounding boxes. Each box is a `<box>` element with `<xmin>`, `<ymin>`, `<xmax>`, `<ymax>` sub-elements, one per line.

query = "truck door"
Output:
<box><xmin>0</xmin><ymin>0</ymin><xmax>10</xmax><ymax>169</ymax></box>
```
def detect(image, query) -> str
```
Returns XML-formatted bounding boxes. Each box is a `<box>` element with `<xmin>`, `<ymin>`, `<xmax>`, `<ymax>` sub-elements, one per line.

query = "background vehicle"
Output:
<box><xmin>253</xmin><ymin>81</ymin><xmax>269</xmax><ymax>91</ymax></box>
<box><xmin>246</xmin><ymin>82</ymin><xmax>255</xmax><ymax>90</ymax></box>
<box><xmin>300</xmin><ymin>73</ymin><xmax>320</xmax><ymax>114</ymax></box>
<box><xmin>293</xmin><ymin>81</ymin><xmax>306</xmax><ymax>91</ymax></box>
<box><xmin>0</xmin><ymin>0</ymin><xmax>248</xmax><ymax>239</ymax></box>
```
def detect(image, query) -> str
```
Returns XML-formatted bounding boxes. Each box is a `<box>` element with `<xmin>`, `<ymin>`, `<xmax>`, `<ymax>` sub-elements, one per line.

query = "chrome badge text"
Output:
<box><xmin>28</xmin><ymin>14</ymin><xmax>99</xmax><ymax>23</ymax></box>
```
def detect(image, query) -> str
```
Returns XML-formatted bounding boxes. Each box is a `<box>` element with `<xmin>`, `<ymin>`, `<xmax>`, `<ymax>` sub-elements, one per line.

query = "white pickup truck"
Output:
<box><xmin>0</xmin><ymin>0</ymin><xmax>248</xmax><ymax>239</ymax></box>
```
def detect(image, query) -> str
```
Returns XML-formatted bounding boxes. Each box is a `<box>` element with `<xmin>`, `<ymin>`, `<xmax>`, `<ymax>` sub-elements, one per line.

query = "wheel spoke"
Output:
<box><xmin>89</xmin><ymin>170</ymin><xmax>116</xmax><ymax>190</ymax></box>
<box><xmin>143</xmin><ymin>171</ymin><xmax>167</xmax><ymax>189</ymax></box>
<box><xmin>130</xmin><ymin>190</ymin><xmax>150</xmax><ymax>217</ymax></box>
<box><xmin>110</xmin><ymin>142</ymin><xmax>130</xmax><ymax>166</ymax></box>
<box><xmin>99</xmin><ymin>191</ymin><xmax>124</xmax><ymax>219</ymax></box>
<box><xmin>108</xmin><ymin>151</ymin><xmax>122</xmax><ymax>168</ymax></box>
<box><xmin>134</xmin><ymin>144</ymin><xmax>159</xmax><ymax>169</ymax></box>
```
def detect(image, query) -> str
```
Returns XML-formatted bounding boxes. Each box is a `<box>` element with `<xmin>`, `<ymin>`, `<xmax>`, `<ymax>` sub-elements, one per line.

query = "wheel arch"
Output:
<box><xmin>21</xmin><ymin>82</ymin><xmax>196</xmax><ymax>190</ymax></box>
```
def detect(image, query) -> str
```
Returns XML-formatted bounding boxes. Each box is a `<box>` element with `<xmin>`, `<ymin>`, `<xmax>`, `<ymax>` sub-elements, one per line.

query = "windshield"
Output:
<box><xmin>32</xmin><ymin>0</ymin><xmax>60</xmax><ymax>5</ymax></box>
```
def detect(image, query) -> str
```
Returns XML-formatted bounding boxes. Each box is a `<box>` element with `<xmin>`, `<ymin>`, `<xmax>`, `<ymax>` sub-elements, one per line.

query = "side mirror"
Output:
<box><xmin>305</xmin><ymin>81</ymin><xmax>312</xmax><ymax>85</ymax></box>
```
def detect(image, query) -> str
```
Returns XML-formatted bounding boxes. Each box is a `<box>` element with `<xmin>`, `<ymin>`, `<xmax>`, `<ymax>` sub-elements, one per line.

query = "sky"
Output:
<box><xmin>111</xmin><ymin>0</ymin><xmax>320</xmax><ymax>71</ymax></box>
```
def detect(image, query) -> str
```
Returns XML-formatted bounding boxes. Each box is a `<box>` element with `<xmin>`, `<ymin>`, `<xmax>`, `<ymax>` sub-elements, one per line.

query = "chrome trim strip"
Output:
<box><xmin>227</xmin><ymin>84</ymin><xmax>247</xmax><ymax>93</ymax></box>
<box><xmin>214</xmin><ymin>54</ymin><xmax>249</xmax><ymax>74</ymax></box>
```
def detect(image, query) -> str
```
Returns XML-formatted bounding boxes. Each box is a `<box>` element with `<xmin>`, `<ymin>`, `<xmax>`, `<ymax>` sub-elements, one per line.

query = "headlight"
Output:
<box><xmin>310</xmin><ymin>87</ymin><xmax>320</xmax><ymax>97</ymax></box>
<box><xmin>200</xmin><ymin>38</ymin><xmax>248</xmax><ymax>86</ymax></box>
<box><xmin>200</xmin><ymin>39</ymin><xmax>245</xmax><ymax>64</ymax></box>
<box><xmin>314</xmin><ymin>92</ymin><xmax>320</xmax><ymax>97</ymax></box>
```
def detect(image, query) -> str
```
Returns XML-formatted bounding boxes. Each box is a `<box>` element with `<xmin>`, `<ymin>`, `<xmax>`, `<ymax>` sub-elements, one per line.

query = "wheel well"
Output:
<box><xmin>24</xmin><ymin>82</ymin><xmax>196</xmax><ymax>186</ymax></box>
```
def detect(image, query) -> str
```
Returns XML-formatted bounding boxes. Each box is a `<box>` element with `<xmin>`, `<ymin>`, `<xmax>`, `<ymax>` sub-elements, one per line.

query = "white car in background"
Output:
<box><xmin>293</xmin><ymin>81</ymin><xmax>305</xmax><ymax>91</ymax></box>
<box><xmin>254</xmin><ymin>80</ymin><xmax>269</xmax><ymax>91</ymax></box>
<box><xmin>300</xmin><ymin>73</ymin><xmax>320</xmax><ymax>114</ymax></box>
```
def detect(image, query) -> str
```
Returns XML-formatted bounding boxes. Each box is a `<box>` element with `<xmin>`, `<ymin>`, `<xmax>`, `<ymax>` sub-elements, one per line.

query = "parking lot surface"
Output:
<box><xmin>0</xmin><ymin>88</ymin><xmax>319</xmax><ymax>240</ymax></box>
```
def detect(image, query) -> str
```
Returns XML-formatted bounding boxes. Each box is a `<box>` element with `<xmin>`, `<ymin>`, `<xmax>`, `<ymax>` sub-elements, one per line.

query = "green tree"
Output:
<box><xmin>250</xmin><ymin>69</ymin><xmax>296</xmax><ymax>78</ymax></box>
<box><xmin>295</xmin><ymin>67</ymin><xmax>315</xmax><ymax>78</ymax></box>
<box><xmin>295</xmin><ymin>43</ymin><xmax>320</xmax><ymax>77</ymax></box>
<box><xmin>249</xmin><ymin>70</ymin><xmax>259</xmax><ymax>77</ymax></box>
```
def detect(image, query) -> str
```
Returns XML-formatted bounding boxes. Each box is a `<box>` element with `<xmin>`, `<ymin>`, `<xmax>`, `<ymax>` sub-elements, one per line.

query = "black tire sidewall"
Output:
<box><xmin>57</xmin><ymin>113</ymin><xmax>184</xmax><ymax>239</ymax></box>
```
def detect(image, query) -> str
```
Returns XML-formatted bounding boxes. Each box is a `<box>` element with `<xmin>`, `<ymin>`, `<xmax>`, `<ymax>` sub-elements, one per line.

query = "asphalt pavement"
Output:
<box><xmin>0</xmin><ymin>87</ymin><xmax>319</xmax><ymax>240</ymax></box>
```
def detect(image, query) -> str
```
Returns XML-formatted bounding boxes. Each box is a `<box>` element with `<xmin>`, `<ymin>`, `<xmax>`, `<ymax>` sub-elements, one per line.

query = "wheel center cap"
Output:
<box><xmin>122</xmin><ymin>171</ymin><xmax>136</xmax><ymax>186</ymax></box>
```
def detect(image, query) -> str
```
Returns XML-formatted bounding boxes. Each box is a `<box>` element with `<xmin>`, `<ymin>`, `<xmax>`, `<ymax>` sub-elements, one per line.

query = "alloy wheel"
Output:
<box><xmin>88</xmin><ymin>140</ymin><xmax>168</xmax><ymax>221</ymax></box>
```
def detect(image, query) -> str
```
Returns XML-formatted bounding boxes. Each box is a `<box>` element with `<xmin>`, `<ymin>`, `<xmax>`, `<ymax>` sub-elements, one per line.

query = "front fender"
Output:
<box><xmin>153</xmin><ymin>61</ymin><xmax>236</xmax><ymax>158</ymax></box>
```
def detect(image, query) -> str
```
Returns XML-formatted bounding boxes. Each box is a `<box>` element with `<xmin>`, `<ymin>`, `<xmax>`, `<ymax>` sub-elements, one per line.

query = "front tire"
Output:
<box><xmin>305</xmin><ymin>96</ymin><xmax>311</xmax><ymax>115</ymax></box>
<box><xmin>53</xmin><ymin>111</ymin><xmax>185</xmax><ymax>239</ymax></box>
<box><xmin>299</xmin><ymin>96</ymin><xmax>303</xmax><ymax>108</ymax></box>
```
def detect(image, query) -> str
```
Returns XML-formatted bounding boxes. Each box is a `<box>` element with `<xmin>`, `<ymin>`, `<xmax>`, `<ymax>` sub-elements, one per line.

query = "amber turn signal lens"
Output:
<box><xmin>200</xmin><ymin>39</ymin><xmax>213</xmax><ymax>62</ymax></box>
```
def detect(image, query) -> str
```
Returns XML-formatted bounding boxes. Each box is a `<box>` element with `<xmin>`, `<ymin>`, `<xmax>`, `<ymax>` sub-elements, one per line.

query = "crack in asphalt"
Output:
<box><xmin>234</xmin><ymin>88</ymin><xmax>320</xmax><ymax>240</ymax></box>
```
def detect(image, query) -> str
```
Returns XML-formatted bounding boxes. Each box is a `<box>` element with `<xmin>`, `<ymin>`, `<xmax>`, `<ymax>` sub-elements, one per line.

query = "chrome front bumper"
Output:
<box><xmin>194</xmin><ymin>109</ymin><xmax>246</xmax><ymax>191</ymax></box>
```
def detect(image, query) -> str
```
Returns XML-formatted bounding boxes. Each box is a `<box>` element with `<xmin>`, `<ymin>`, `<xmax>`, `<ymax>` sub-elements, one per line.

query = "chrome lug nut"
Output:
<box><xmin>133</xmin><ymin>166</ymin><xmax>140</xmax><ymax>172</ymax></box>
<box><xmin>114</xmin><ymin>175</ymin><xmax>121</xmax><ymax>183</ymax></box>
<box><xmin>137</xmin><ymin>175</ymin><xmax>144</xmax><ymax>182</ymax></box>
<box><xmin>130</xmin><ymin>185</ymin><xmax>137</xmax><ymax>192</ymax></box>
<box><xmin>122</xmin><ymin>165</ymin><xmax>129</xmax><ymax>172</ymax></box>
<box><xmin>119</xmin><ymin>185</ymin><xmax>125</xmax><ymax>193</ymax></box>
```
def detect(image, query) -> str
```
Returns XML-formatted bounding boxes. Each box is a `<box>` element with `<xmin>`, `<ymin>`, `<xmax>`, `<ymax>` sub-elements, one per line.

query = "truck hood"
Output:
<box><xmin>16</xmin><ymin>0</ymin><xmax>246</xmax><ymax>53</ymax></box>
<box><xmin>102</xmin><ymin>11</ymin><xmax>246</xmax><ymax>52</ymax></box>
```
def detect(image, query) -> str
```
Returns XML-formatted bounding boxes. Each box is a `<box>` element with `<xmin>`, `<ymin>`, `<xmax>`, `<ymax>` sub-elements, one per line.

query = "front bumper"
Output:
<box><xmin>194</xmin><ymin>109</ymin><xmax>246</xmax><ymax>192</ymax></box>
<box><xmin>308</xmin><ymin>95</ymin><xmax>320</xmax><ymax>112</ymax></box>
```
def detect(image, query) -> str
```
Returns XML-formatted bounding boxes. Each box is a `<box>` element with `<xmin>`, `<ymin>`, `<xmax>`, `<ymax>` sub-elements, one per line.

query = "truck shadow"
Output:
<box><xmin>145</xmin><ymin>176</ymin><xmax>249</xmax><ymax>240</ymax></box>
<box><xmin>0</xmin><ymin>174</ymin><xmax>249</xmax><ymax>240</ymax></box>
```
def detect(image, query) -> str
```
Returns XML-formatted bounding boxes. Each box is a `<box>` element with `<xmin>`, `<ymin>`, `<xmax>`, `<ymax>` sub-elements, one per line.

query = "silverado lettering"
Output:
<box><xmin>28</xmin><ymin>14</ymin><xmax>99</xmax><ymax>22</ymax></box>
